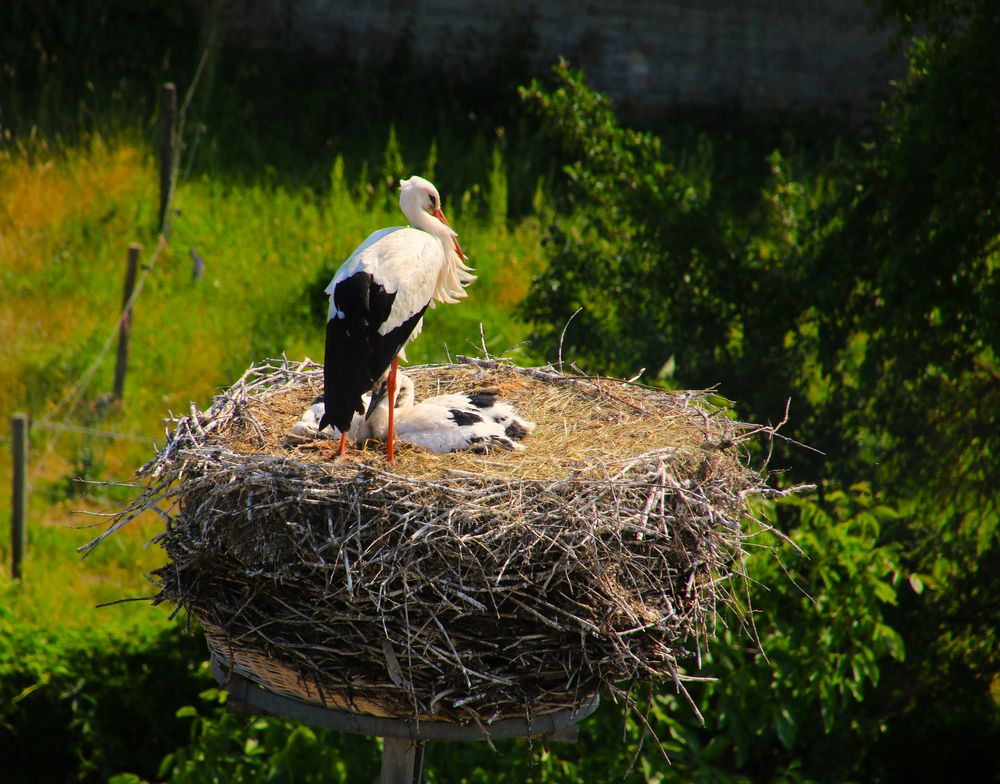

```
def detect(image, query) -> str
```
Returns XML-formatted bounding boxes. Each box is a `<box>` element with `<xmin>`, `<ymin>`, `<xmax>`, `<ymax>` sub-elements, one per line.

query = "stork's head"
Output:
<box><xmin>358</xmin><ymin>372</ymin><xmax>416</xmax><ymax>445</ymax></box>
<box><xmin>399</xmin><ymin>176</ymin><xmax>441</xmax><ymax>218</ymax></box>
<box><xmin>399</xmin><ymin>176</ymin><xmax>469</xmax><ymax>262</ymax></box>
<box><xmin>365</xmin><ymin>371</ymin><xmax>416</xmax><ymax>422</ymax></box>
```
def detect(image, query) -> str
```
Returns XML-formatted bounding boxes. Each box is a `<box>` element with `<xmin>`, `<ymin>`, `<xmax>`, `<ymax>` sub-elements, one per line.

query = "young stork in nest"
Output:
<box><xmin>294</xmin><ymin>372</ymin><xmax>535</xmax><ymax>454</ymax></box>
<box><xmin>320</xmin><ymin>176</ymin><xmax>475</xmax><ymax>463</ymax></box>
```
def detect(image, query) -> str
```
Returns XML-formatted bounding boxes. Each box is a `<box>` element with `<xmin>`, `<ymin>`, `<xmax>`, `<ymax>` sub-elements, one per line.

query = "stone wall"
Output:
<box><xmin>223</xmin><ymin>0</ymin><xmax>901</xmax><ymax>115</ymax></box>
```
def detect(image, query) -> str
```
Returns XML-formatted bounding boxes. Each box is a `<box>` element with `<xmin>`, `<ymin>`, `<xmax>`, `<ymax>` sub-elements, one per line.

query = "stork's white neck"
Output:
<box><xmin>413</xmin><ymin>211</ymin><xmax>450</xmax><ymax>239</ymax></box>
<box><xmin>358</xmin><ymin>375</ymin><xmax>416</xmax><ymax>443</ymax></box>
<box><xmin>398</xmin><ymin>178</ymin><xmax>477</xmax><ymax>304</ymax></box>
<box><xmin>402</xmin><ymin>201</ymin><xmax>454</xmax><ymax>243</ymax></box>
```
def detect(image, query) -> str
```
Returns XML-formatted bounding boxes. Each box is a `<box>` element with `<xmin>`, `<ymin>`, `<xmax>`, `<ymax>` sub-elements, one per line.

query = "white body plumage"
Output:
<box><xmin>326</xmin><ymin>227</ymin><xmax>441</xmax><ymax>357</ymax></box>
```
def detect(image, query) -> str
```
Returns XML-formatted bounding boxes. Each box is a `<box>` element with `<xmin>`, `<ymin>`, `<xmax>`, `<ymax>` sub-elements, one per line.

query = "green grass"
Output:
<box><xmin>0</xmin><ymin>133</ymin><xmax>545</xmax><ymax>630</ymax></box>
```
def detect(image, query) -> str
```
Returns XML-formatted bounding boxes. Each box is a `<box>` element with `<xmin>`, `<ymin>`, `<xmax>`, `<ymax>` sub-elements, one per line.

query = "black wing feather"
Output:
<box><xmin>320</xmin><ymin>271</ymin><xmax>428</xmax><ymax>433</ymax></box>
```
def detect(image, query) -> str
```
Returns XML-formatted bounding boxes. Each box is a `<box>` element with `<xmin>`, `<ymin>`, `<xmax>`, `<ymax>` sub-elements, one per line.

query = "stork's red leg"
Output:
<box><xmin>338</xmin><ymin>431</ymin><xmax>348</xmax><ymax>459</ymax></box>
<box><xmin>386</xmin><ymin>356</ymin><xmax>399</xmax><ymax>464</ymax></box>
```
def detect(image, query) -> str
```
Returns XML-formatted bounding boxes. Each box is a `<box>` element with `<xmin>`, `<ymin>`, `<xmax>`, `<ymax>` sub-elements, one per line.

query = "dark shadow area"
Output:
<box><xmin>1</xmin><ymin>1</ymin><xmax>858</xmax><ymax>219</ymax></box>
<box><xmin>0</xmin><ymin>623</ymin><xmax>208</xmax><ymax>784</ymax></box>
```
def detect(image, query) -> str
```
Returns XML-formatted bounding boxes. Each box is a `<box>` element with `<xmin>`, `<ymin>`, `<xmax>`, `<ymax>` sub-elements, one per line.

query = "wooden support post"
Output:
<box><xmin>159</xmin><ymin>82</ymin><xmax>177</xmax><ymax>232</ymax></box>
<box><xmin>113</xmin><ymin>243</ymin><xmax>141</xmax><ymax>403</ymax></box>
<box><xmin>379</xmin><ymin>737</ymin><xmax>424</xmax><ymax>784</ymax></box>
<box><xmin>11</xmin><ymin>413</ymin><xmax>28</xmax><ymax>580</ymax></box>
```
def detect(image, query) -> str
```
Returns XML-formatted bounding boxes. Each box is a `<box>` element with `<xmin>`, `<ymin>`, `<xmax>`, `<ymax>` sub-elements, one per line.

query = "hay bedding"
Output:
<box><xmin>89</xmin><ymin>355</ymin><xmax>791</xmax><ymax>728</ymax></box>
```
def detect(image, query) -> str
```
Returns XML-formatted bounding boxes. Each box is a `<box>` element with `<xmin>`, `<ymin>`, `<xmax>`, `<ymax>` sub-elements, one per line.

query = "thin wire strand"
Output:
<box><xmin>32</xmin><ymin>420</ymin><xmax>154</xmax><ymax>444</ymax></box>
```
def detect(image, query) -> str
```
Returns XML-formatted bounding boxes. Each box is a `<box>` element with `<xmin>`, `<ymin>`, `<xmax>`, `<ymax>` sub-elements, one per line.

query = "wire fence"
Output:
<box><xmin>30</xmin><ymin>420</ymin><xmax>156</xmax><ymax>444</ymax></box>
<box><xmin>6</xmin><ymin>29</ymin><xmax>218</xmax><ymax>579</ymax></box>
<box><xmin>34</xmin><ymin>38</ymin><xmax>215</xmax><ymax>454</ymax></box>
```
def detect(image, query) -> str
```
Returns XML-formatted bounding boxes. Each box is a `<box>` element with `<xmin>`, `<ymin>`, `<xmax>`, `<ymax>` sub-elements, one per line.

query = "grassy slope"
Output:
<box><xmin>0</xmin><ymin>135</ymin><xmax>543</xmax><ymax>631</ymax></box>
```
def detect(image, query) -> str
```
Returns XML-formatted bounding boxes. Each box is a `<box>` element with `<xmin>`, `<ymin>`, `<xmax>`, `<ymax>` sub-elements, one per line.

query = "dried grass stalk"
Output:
<box><xmin>86</xmin><ymin>355</ymin><xmax>800</xmax><ymax>726</ymax></box>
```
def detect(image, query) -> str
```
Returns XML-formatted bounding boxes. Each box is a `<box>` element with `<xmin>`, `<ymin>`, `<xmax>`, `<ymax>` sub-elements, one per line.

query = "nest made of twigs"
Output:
<box><xmin>89</xmin><ymin>355</ymin><xmax>795</xmax><ymax>727</ymax></box>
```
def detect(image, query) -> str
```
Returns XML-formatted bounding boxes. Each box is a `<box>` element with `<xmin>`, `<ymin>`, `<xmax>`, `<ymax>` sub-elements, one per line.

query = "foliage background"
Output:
<box><xmin>1</xmin><ymin>1</ymin><xmax>997</xmax><ymax>781</ymax></box>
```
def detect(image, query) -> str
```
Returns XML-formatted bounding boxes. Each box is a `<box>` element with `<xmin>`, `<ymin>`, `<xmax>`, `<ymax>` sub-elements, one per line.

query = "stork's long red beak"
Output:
<box><xmin>433</xmin><ymin>207</ymin><xmax>468</xmax><ymax>261</ymax></box>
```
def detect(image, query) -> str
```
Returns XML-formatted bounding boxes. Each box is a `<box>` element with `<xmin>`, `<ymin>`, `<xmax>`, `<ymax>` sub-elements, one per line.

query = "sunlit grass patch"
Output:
<box><xmin>0</xmin><ymin>137</ymin><xmax>150</xmax><ymax>266</ymax></box>
<box><xmin>0</xmin><ymin>134</ymin><xmax>545</xmax><ymax>632</ymax></box>
<box><xmin>1</xmin><ymin>502</ymin><xmax>167</xmax><ymax>631</ymax></box>
<box><xmin>0</xmin><ymin>135</ymin><xmax>155</xmax><ymax>419</ymax></box>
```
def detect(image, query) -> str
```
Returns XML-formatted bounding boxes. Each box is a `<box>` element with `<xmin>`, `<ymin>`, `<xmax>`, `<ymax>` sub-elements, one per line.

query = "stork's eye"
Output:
<box><xmin>429</xmin><ymin>194</ymin><xmax>438</xmax><ymax>209</ymax></box>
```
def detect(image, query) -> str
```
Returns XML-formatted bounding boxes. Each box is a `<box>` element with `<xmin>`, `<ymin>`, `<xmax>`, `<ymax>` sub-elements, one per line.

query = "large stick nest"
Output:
<box><xmin>90</xmin><ymin>356</ymin><xmax>795</xmax><ymax>727</ymax></box>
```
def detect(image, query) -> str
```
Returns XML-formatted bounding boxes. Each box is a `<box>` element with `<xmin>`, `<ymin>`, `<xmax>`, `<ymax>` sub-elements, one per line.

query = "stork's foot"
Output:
<box><xmin>297</xmin><ymin>440</ymin><xmax>343</xmax><ymax>459</ymax></box>
<box><xmin>298</xmin><ymin>432</ymin><xmax>351</xmax><ymax>461</ymax></box>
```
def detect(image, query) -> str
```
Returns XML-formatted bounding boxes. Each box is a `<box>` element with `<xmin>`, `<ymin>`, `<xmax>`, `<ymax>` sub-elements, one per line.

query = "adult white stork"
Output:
<box><xmin>319</xmin><ymin>176</ymin><xmax>475</xmax><ymax>463</ymax></box>
<box><xmin>292</xmin><ymin>372</ymin><xmax>536</xmax><ymax>454</ymax></box>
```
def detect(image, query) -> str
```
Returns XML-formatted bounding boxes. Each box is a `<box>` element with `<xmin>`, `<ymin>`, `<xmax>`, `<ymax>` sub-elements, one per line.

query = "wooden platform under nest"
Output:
<box><xmin>86</xmin><ymin>356</ymin><xmax>795</xmax><ymax>728</ymax></box>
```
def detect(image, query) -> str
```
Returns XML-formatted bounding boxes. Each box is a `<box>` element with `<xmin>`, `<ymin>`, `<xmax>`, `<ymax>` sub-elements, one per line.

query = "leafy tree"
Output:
<box><xmin>519</xmin><ymin>1</ymin><xmax>1000</xmax><ymax>776</ymax></box>
<box><xmin>812</xmin><ymin>1</ymin><xmax>1000</xmax><ymax>552</ymax></box>
<box><xmin>519</xmin><ymin>63</ymin><xmax>841</xmax><ymax>487</ymax></box>
<box><xmin>811</xmin><ymin>4</ymin><xmax>1000</xmax><ymax>777</ymax></box>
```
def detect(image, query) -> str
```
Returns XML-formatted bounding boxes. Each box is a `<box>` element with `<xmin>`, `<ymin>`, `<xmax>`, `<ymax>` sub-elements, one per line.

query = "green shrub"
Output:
<box><xmin>0</xmin><ymin>614</ymin><xmax>207</xmax><ymax>783</ymax></box>
<box><xmin>518</xmin><ymin>11</ymin><xmax>1000</xmax><ymax>775</ymax></box>
<box><xmin>141</xmin><ymin>686</ymin><xmax>381</xmax><ymax>784</ymax></box>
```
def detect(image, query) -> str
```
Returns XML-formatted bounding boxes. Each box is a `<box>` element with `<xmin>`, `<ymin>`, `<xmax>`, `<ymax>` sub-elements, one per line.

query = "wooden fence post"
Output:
<box><xmin>159</xmin><ymin>82</ymin><xmax>177</xmax><ymax>231</ymax></box>
<box><xmin>113</xmin><ymin>243</ymin><xmax>141</xmax><ymax>403</ymax></box>
<box><xmin>11</xmin><ymin>413</ymin><xmax>28</xmax><ymax>580</ymax></box>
